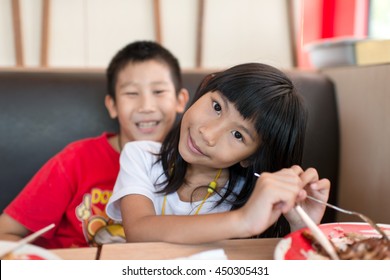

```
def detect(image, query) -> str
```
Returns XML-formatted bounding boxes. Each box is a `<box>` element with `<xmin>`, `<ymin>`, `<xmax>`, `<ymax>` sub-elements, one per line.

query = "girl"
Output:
<box><xmin>106</xmin><ymin>62</ymin><xmax>330</xmax><ymax>243</ymax></box>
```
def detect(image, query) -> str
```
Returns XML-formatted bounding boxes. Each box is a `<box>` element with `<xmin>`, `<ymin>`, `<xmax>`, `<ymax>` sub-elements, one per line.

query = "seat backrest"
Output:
<box><xmin>0</xmin><ymin>71</ymin><xmax>117</xmax><ymax>212</ymax></box>
<box><xmin>0</xmin><ymin>69</ymin><xmax>339</xmax><ymax>222</ymax></box>
<box><xmin>287</xmin><ymin>71</ymin><xmax>339</xmax><ymax>222</ymax></box>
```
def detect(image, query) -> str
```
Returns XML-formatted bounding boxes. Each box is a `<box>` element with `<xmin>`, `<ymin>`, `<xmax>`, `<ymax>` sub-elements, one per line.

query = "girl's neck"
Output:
<box><xmin>186</xmin><ymin>165</ymin><xmax>225</xmax><ymax>182</ymax></box>
<box><xmin>177</xmin><ymin>166</ymin><xmax>228</xmax><ymax>202</ymax></box>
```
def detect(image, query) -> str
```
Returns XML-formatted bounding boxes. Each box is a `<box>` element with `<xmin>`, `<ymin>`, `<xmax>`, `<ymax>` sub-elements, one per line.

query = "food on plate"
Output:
<box><xmin>0</xmin><ymin>241</ymin><xmax>61</xmax><ymax>260</ymax></box>
<box><xmin>302</xmin><ymin>228</ymin><xmax>390</xmax><ymax>260</ymax></box>
<box><xmin>2</xmin><ymin>252</ymin><xmax>45</xmax><ymax>260</ymax></box>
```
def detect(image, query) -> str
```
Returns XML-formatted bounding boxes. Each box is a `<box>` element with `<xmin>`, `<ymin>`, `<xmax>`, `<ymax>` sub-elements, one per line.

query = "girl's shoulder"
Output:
<box><xmin>234</xmin><ymin>176</ymin><xmax>246</xmax><ymax>192</ymax></box>
<box><xmin>121</xmin><ymin>140</ymin><xmax>161</xmax><ymax>166</ymax></box>
<box><xmin>122</xmin><ymin>140</ymin><xmax>161</xmax><ymax>154</ymax></box>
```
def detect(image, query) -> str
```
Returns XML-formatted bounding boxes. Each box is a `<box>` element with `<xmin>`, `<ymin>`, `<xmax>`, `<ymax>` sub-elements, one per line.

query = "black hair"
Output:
<box><xmin>157</xmin><ymin>63</ymin><xmax>307</xmax><ymax>238</ymax></box>
<box><xmin>106</xmin><ymin>40</ymin><xmax>182</xmax><ymax>100</ymax></box>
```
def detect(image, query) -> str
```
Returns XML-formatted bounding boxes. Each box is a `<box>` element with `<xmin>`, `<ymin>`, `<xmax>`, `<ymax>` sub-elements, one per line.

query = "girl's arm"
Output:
<box><xmin>121</xmin><ymin>194</ymin><xmax>245</xmax><ymax>243</ymax></box>
<box><xmin>121</xmin><ymin>166</ymin><xmax>307</xmax><ymax>244</ymax></box>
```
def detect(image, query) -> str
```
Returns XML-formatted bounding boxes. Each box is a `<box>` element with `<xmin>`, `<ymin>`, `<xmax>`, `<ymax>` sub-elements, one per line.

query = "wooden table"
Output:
<box><xmin>99</xmin><ymin>238</ymin><xmax>280</xmax><ymax>260</ymax></box>
<box><xmin>50</xmin><ymin>238</ymin><xmax>280</xmax><ymax>260</ymax></box>
<box><xmin>50</xmin><ymin>247</ymin><xmax>98</xmax><ymax>260</ymax></box>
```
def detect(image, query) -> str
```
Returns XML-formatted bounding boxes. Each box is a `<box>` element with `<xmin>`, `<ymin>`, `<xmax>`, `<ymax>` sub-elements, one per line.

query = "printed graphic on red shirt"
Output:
<box><xmin>76</xmin><ymin>188</ymin><xmax>125</xmax><ymax>246</ymax></box>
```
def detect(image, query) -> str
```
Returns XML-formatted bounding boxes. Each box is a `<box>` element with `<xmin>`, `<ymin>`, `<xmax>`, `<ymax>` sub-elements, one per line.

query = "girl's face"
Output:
<box><xmin>179</xmin><ymin>91</ymin><xmax>260</xmax><ymax>169</ymax></box>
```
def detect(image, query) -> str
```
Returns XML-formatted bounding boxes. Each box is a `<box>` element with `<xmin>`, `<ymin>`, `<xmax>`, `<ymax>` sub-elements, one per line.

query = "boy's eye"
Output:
<box><xmin>213</xmin><ymin>101</ymin><xmax>222</xmax><ymax>114</ymax></box>
<box><xmin>125</xmin><ymin>91</ymin><xmax>138</xmax><ymax>96</ymax></box>
<box><xmin>153</xmin><ymin>89</ymin><xmax>166</xmax><ymax>94</ymax></box>
<box><xmin>232</xmin><ymin>130</ymin><xmax>243</xmax><ymax>141</ymax></box>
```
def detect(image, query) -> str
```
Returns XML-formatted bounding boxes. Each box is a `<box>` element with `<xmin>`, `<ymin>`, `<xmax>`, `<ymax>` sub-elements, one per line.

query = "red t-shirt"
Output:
<box><xmin>4</xmin><ymin>133</ymin><xmax>121</xmax><ymax>249</ymax></box>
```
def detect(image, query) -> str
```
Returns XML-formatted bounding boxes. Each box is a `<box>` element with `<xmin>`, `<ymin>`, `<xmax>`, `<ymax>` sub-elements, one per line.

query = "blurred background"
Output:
<box><xmin>1</xmin><ymin>0</ymin><xmax>389</xmax><ymax>70</ymax></box>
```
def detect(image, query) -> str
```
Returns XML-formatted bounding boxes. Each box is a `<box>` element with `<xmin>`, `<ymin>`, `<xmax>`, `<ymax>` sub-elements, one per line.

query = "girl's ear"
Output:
<box><xmin>176</xmin><ymin>88</ymin><xmax>190</xmax><ymax>113</ymax></box>
<box><xmin>105</xmin><ymin>95</ymin><xmax>118</xmax><ymax>119</ymax></box>
<box><xmin>239</xmin><ymin>159</ymin><xmax>251</xmax><ymax>168</ymax></box>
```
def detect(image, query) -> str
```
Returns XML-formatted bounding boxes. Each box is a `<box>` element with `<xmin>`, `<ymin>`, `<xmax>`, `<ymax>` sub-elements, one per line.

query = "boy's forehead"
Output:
<box><xmin>118</xmin><ymin>61</ymin><xmax>173</xmax><ymax>81</ymax></box>
<box><xmin>123</xmin><ymin>59</ymin><xmax>169</xmax><ymax>71</ymax></box>
<box><xmin>114</xmin><ymin>61</ymin><xmax>178</xmax><ymax>95</ymax></box>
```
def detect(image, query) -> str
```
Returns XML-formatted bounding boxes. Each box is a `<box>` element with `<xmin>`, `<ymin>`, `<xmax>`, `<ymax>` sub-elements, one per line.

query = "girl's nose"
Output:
<box><xmin>199</xmin><ymin>123</ymin><xmax>219</xmax><ymax>146</ymax></box>
<box><xmin>138</xmin><ymin>94</ymin><xmax>156</xmax><ymax>112</ymax></box>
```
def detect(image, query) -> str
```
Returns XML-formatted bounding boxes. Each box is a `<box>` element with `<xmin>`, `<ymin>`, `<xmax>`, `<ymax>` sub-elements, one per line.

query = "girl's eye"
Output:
<box><xmin>232</xmin><ymin>130</ymin><xmax>243</xmax><ymax>141</ymax></box>
<box><xmin>213</xmin><ymin>101</ymin><xmax>222</xmax><ymax>114</ymax></box>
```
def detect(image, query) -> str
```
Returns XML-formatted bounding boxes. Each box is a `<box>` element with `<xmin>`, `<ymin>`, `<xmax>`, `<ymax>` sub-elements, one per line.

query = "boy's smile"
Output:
<box><xmin>135</xmin><ymin>120</ymin><xmax>160</xmax><ymax>133</ymax></box>
<box><xmin>106</xmin><ymin>60</ymin><xmax>188</xmax><ymax>144</ymax></box>
<box><xmin>137</xmin><ymin>120</ymin><xmax>159</xmax><ymax>129</ymax></box>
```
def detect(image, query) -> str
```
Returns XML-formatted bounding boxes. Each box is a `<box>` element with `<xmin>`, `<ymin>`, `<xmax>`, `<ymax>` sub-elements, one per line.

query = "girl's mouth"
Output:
<box><xmin>187</xmin><ymin>133</ymin><xmax>206</xmax><ymax>156</ymax></box>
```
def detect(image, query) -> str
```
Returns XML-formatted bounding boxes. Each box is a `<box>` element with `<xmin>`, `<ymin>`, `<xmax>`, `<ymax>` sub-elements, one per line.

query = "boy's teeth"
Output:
<box><xmin>138</xmin><ymin>121</ymin><xmax>158</xmax><ymax>128</ymax></box>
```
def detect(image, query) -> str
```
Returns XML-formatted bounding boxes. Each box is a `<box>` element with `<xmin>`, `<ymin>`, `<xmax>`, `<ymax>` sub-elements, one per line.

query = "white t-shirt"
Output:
<box><xmin>106</xmin><ymin>140</ymin><xmax>244</xmax><ymax>221</ymax></box>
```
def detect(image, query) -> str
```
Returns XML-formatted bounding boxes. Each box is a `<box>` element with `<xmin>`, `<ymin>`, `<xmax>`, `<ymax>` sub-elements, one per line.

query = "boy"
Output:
<box><xmin>0</xmin><ymin>41</ymin><xmax>189</xmax><ymax>248</ymax></box>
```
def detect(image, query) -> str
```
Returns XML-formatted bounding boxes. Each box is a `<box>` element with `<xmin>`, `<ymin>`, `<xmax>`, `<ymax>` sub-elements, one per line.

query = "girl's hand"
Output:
<box><xmin>238</xmin><ymin>165</ymin><xmax>306</xmax><ymax>236</ymax></box>
<box><xmin>284</xmin><ymin>167</ymin><xmax>330</xmax><ymax>231</ymax></box>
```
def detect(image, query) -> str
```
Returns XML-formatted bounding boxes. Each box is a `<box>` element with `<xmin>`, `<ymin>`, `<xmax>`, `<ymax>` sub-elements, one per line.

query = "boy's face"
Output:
<box><xmin>178</xmin><ymin>91</ymin><xmax>260</xmax><ymax>169</ymax></box>
<box><xmin>106</xmin><ymin>60</ymin><xmax>188</xmax><ymax>143</ymax></box>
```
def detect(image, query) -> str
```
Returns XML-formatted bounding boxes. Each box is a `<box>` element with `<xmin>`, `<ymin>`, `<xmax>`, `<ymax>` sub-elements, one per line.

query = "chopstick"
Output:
<box><xmin>0</xmin><ymin>223</ymin><xmax>55</xmax><ymax>259</ymax></box>
<box><xmin>253</xmin><ymin>172</ymin><xmax>339</xmax><ymax>259</ymax></box>
<box><xmin>294</xmin><ymin>205</ymin><xmax>339</xmax><ymax>259</ymax></box>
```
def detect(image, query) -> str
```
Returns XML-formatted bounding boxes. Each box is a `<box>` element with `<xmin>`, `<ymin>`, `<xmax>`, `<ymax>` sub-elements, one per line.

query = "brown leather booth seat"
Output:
<box><xmin>0</xmin><ymin>69</ymin><xmax>339</xmax><ymax>222</ymax></box>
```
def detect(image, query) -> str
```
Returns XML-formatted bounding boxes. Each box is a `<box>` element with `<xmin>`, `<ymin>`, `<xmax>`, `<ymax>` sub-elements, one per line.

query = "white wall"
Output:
<box><xmin>0</xmin><ymin>0</ymin><xmax>16</xmax><ymax>66</ymax></box>
<box><xmin>202</xmin><ymin>0</ymin><xmax>292</xmax><ymax>69</ymax></box>
<box><xmin>0</xmin><ymin>0</ymin><xmax>293</xmax><ymax>69</ymax></box>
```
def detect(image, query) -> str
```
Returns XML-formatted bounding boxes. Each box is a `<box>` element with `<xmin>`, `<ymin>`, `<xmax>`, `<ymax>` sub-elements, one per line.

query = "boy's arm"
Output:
<box><xmin>0</xmin><ymin>213</ymin><xmax>30</xmax><ymax>241</ymax></box>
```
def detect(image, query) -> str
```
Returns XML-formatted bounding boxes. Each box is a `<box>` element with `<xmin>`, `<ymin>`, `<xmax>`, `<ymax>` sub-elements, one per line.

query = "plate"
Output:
<box><xmin>274</xmin><ymin>222</ymin><xmax>390</xmax><ymax>260</ymax></box>
<box><xmin>0</xmin><ymin>241</ymin><xmax>61</xmax><ymax>260</ymax></box>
